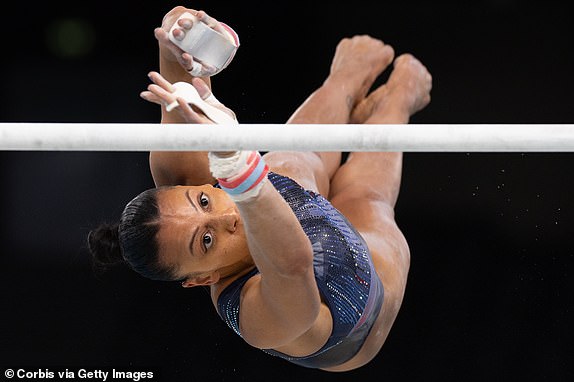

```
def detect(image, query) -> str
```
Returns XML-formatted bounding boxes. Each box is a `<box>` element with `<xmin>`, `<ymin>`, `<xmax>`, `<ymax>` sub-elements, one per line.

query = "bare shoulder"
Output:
<box><xmin>209</xmin><ymin>267</ymin><xmax>260</xmax><ymax>307</ymax></box>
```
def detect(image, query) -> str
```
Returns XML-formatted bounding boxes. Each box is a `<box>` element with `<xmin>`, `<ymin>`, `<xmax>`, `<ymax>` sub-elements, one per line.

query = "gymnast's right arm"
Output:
<box><xmin>143</xmin><ymin>73</ymin><xmax>325</xmax><ymax>348</ymax></box>
<box><xmin>209</xmin><ymin>151</ymin><xmax>324</xmax><ymax>350</ymax></box>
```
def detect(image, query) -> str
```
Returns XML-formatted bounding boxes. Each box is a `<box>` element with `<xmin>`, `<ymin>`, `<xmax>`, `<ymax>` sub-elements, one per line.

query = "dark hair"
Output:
<box><xmin>87</xmin><ymin>187</ymin><xmax>179</xmax><ymax>281</ymax></box>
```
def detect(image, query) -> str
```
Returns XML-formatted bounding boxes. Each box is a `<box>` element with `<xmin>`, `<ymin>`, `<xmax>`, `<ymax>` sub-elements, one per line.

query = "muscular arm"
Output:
<box><xmin>148</xmin><ymin>8</ymin><xmax>216</xmax><ymax>187</ymax></box>
<box><xmin>233</xmin><ymin>182</ymin><xmax>322</xmax><ymax>349</ymax></box>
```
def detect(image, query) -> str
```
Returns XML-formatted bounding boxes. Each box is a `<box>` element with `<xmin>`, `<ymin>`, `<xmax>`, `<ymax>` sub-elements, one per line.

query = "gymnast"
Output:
<box><xmin>88</xmin><ymin>6</ymin><xmax>432</xmax><ymax>371</ymax></box>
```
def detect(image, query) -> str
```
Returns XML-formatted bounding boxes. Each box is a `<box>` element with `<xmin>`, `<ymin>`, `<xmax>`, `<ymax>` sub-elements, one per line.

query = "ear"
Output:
<box><xmin>181</xmin><ymin>271</ymin><xmax>221</xmax><ymax>288</ymax></box>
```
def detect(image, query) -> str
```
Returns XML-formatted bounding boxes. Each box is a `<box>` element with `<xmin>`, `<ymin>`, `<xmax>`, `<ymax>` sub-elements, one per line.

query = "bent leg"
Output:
<box><xmin>321</xmin><ymin>54</ymin><xmax>433</xmax><ymax>371</ymax></box>
<box><xmin>323</xmin><ymin>188</ymin><xmax>411</xmax><ymax>372</ymax></box>
<box><xmin>324</xmin><ymin>141</ymin><xmax>410</xmax><ymax>372</ymax></box>
<box><xmin>277</xmin><ymin>36</ymin><xmax>395</xmax><ymax>194</ymax></box>
<box><xmin>328</xmin><ymin>53</ymin><xmax>432</xmax><ymax>286</ymax></box>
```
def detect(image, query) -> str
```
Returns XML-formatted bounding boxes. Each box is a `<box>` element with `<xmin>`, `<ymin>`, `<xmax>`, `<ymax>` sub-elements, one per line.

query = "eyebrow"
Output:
<box><xmin>189</xmin><ymin>226</ymin><xmax>199</xmax><ymax>257</ymax></box>
<box><xmin>185</xmin><ymin>189</ymin><xmax>199</xmax><ymax>256</ymax></box>
<box><xmin>185</xmin><ymin>190</ymin><xmax>198</xmax><ymax>212</ymax></box>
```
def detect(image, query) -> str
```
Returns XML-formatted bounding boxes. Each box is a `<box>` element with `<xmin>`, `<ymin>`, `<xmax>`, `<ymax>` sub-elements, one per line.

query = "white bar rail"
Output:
<box><xmin>1</xmin><ymin>123</ymin><xmax>573</xmax><ymax>152</ymax></box>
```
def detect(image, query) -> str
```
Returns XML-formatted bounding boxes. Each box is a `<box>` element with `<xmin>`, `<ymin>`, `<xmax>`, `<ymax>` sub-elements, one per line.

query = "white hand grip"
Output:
<box><xmin>166</xmin><ymin>82</ymin><xmax>238</xmax><ymax>125</ymax></box>
<box><xmin>168</xmin><ymin>12</ymin><xmax>239</xmax><ymax>76</ymax></box>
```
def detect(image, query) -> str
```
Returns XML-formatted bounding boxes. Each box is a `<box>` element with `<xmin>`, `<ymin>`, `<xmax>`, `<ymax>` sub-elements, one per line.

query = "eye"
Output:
<box><xmin>203</xmin><ymin>232</ymin><xmax>213</xmax><ymax>250</ymax></box>
<box><xmin>199</xmin><ymin>193</ymin><xmax>210</xmax><ymax>208</ymax></box>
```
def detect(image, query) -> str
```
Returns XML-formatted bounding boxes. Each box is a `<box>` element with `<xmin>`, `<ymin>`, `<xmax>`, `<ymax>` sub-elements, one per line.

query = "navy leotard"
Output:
<box><xmin>217</xmin><ymin>172</ymin><xmax>384</xmax><ymax>368</ymax></box>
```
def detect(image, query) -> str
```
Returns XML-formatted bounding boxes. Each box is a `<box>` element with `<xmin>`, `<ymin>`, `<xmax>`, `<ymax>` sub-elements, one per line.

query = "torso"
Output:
<box><xmin>210</xmin><ymin>173</ymin><xmax>390</xmax><ymax>369</ymax></box>
<box><xmin>209</xmin><ymin>254</ymin><xmax>398</xmax><ymax>372</ymax></box>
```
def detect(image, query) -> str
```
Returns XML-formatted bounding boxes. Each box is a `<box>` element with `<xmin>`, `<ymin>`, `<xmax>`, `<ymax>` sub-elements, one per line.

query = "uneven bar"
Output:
<box><xmin>1</xmin><ymin>123</ymin><xmax>573</xmax><ymax>152</ymax></box>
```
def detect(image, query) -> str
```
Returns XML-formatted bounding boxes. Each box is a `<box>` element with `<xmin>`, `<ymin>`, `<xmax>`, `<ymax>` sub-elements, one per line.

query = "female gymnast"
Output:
<box><xmin>88</xmin><ymin>6</ymin><xmax>432</xmax><ymax>371</ymax></box>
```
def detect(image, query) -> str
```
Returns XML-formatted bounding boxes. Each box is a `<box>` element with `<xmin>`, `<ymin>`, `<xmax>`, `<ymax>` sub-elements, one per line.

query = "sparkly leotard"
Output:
<box><xmin>217</xmin><ymin>172</ymin><xmax>384</xmax><ymax>368</ymax></box>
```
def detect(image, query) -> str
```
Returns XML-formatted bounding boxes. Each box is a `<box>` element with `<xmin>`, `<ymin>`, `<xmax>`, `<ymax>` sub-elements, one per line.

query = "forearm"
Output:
<box><xmin>235</xmin><ymin>182</ymin><xmax>314</xmax><ymax>277</ymax></box>
<box><xmin>148</xmin><ymin>49</ymin><xmax>216</xmax><ymax>187</ymax></box>
<box><xmin>212</xmin><ymin>152</ymin><xmax>320</xmax><ymax>345</ymax></box>
<box><xmin>236</xmin><ymin>183</ymin><xmax>321</xmax><ymax>348</ymax></box>
<box><xmin>149</xmin><ymin>151</ymin><xmax>214</xmax><ymax>186</ymax></box>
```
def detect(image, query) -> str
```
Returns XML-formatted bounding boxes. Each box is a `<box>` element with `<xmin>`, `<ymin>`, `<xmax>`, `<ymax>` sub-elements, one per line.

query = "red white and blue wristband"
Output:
<box><xmin>208</xmin><ymin>151</ymin><xmax>269</xmax><ymax>202</ymax></box>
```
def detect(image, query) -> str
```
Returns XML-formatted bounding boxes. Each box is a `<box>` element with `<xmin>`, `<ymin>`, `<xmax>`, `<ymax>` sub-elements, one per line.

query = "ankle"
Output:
<box><xmin>322</xmin><ymin>75</ymin><xmax>362</xmax><ymax>110</ymax></box>
<box><xmin>366</xmin><ymin>100</ymin><xmax>410</xmax><ymax>124</ymax></box>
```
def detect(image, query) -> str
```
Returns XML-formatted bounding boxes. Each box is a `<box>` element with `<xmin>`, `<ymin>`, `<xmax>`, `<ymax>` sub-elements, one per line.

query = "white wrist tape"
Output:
<box><xmin>168</xmin><ymin>12</ymin><xmax>239</xmax><ymax>77</ymax></box>
<box><xmin>208</xmin><ymin>151</ymin><xmax>249</xmax><ymax>179</ymax></box>
<box><xmin>166</xmin><ymin>82</ymin><xmax>238</xmax><ymax>125</ymax></box>
<box><xmin>209</xmin><ymin>151</ymin><xmax>269</xmax><ymax>202</ymax></box>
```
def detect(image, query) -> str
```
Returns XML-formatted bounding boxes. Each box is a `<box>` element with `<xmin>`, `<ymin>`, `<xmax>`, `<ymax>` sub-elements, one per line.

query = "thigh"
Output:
<box><xmin>327</xmin><ymin>151</ymin><xmax>409</xmax><ymax>288</ymax></box>
<box><xmin>331</xmin><ymin>193</ymin><xmax>410</xmax><ymax>297</ymax></box>
<box><xmin>322</xmin><ymin>193</ymin><xmax>410</xmax><ymax>371</ymax></box>
<box><xmin>263</xmin><ymin>151</ymin><xmax>333</xmax><ymax>197</ymax></box>
<box><xmin>328</xmin><ymin>150</ymin><xmax>410</xmax><ymax>312</ymax></box>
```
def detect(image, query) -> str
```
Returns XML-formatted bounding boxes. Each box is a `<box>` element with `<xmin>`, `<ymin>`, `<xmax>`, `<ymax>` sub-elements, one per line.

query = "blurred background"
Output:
<box><xmin>1</xmin><ymin>1</ymin><xmax>573</xmax><ymax>381</ymax></box>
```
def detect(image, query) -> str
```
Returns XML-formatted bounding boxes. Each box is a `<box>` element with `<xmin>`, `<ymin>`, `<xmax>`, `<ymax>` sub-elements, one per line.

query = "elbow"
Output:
<box><xmin>276</xmin><ymin>242</ymin><xmax>314</xmax><ymax>278</ymax></box>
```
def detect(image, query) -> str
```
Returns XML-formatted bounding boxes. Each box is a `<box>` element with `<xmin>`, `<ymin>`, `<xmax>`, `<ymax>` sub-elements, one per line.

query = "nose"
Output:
<box><xmin>215</xmin><ymin>209</ymin><xmax>239</xmax><ymax>233</ymax></box>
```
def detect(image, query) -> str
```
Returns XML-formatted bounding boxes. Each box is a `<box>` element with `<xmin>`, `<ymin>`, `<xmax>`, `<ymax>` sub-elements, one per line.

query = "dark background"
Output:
<box><xmin>1</xmin><ymin>1</ymin><xmax>573</xmax><ymax>381</ymax></box>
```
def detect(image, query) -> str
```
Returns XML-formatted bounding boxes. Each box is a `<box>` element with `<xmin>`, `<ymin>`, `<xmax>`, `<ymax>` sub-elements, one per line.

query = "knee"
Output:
<box><xmin>263</xmin><ymin>152</ymin><xmax>330</xmax><ymax>193</ymax></box>
<box><xmin>330</xmin><ymin>183</ymin><xmax>391</xmax><ymax>207</ymax></box>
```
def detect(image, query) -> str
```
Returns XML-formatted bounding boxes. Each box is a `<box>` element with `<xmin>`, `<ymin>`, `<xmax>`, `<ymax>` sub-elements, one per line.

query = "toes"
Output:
<box><xmin>394</xmin><ymin>53</ymin><xmax>415</xmax><ymax>67</ymax></box>
<box><xmin>381</xmin><ymin>44</ymin><xmax>395</xmax><ymax>64</ymax></box>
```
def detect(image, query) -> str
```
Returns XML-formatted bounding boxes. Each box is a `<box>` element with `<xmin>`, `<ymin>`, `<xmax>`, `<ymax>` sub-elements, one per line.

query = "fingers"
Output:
<box><xmin>140</xmin><ymin>72</ymin><xmax>176</xmax><ymax>105</ymax></box>
<box><xmin>176</xmin><ymin>98</ymin><xmax>215</xmax><ymax>124</ymax></box>
<box><xmin>139</xmin><ymin>91</ymin><xmax>163</xmax><ymax>105</ymax></box>
<box><xmin>196</xmin><ymin>10</ymin><xmax>226</xmax><ymax>35</ymax></box>
<box><xmin>155</xmin><ymin>18</ymin><xmax>219</xmax><ymax>76</ymax></box>
<box><xmin>140</xmin><ymin>72</ymin><xmax>218</xmax><ymax>123</ymax></box>
<box><xmin>171</xmin><ymin>14</ymin><xmax>195</xmax><ymax>42</ymax></box>
<box><xmin>191</xmin><ymin>77</ymin><xmax>213</xmax><ymax>100</ymax></box>
<box><xmin>154</xmin><ymin>27</ymin><xmax>191</xmax><ymax>70</ymax></box>
<box><xmin>140</xmin><ymin>89</ymin><xmax>214</xmax><ymax>124</ymax></box>
<box><xmin>147</xmin><ymin>71</ymin><xmax>175</xmax><ymax>92</ymax></box>
<box><xmin>147</xmin><ymin>84</ymin><xmax>176</xmax><ymax>104</ymax></box>
<box><xmin>161</xmin><ymin>6</ymin><xmax>198</xmax><ymax>29</ymax></box>
<box><xmin>155</xmin><ymin>13</ymin><xmax>197</xmax><ymax>72</ymax></box>
<box><xmin>181</xmin><ymin>53</ymin><xmax>195</xmax><ymax>72</ymax></box>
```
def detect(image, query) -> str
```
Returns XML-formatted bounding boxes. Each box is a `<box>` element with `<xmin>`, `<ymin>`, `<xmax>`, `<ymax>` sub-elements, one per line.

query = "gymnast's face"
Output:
<box><xmin>155</xmin><ymin>185</ymin><xmax>252</xmax><ymax>287</ymax></box>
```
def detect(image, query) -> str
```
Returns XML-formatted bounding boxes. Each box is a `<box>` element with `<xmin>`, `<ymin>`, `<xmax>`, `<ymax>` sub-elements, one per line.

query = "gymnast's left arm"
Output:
<box><xmin>141</xmin><ymin>71</ymin><xmax>236</xmax><ymax>187</ymax></box>
<box><xmin>143</xmin><ymin>6</ymin><xmax>226</xmax><ymax>187</ymax></box>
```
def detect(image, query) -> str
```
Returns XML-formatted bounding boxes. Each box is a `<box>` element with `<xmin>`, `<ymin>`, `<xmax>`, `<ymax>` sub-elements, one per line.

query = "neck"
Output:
<box><xmin>209</xmin><ymin>255</ymin><xmax>256</xmax><ymax>305</ymax></box>
<box><xmin>217</xmin><ymin>254</ymin><xmax>256</xmax><ymax>281</ymax></box>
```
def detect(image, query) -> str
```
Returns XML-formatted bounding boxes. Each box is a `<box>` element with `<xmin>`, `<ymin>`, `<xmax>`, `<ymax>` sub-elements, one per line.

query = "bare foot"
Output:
<box><xmin>350</xmin><ymin>83</ymin><xmax>389</xmax><ymax>124</ymax></box>
<box><xmin>324</xmin><ymin>35</ymin><xmax>395</xmax><ymax>110</ymax></box>
<box><xmin>351</xmin><ymin>53</ymin><xmax>432</xmax><ymax>124</ymax></box>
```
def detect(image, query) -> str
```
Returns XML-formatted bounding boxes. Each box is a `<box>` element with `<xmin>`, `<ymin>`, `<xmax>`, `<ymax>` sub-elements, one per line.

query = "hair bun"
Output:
<box><xmin>87</xmin><ymin>223</ymin><xmax>124</xmax><ymax>266</ymax></box>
